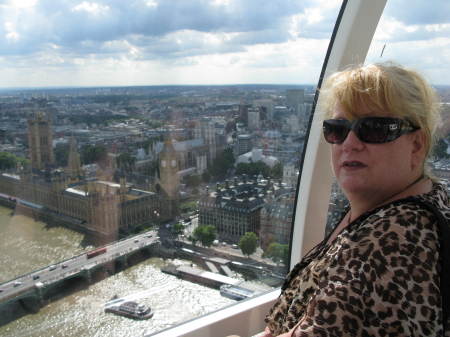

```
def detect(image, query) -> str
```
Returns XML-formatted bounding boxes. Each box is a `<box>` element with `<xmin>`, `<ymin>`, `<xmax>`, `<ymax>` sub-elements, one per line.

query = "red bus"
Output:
<box><xmin>86</xmin><ymin>247</ymin><xmax>107</xmax><ymax>259</ymax></box>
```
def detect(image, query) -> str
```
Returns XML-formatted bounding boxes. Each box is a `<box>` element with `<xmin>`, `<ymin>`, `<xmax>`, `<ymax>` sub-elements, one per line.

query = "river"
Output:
<box><xmin>0</xmin><ymin>205</ymin><xmax>235</xmax><ymax>337</ymax></box>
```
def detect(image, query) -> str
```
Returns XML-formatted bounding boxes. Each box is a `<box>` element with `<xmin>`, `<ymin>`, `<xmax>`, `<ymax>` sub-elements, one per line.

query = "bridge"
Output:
<box><xmin>0</xmin><ymin>230</ymin><xmax>159</xmax><ymax>309</ymax></box>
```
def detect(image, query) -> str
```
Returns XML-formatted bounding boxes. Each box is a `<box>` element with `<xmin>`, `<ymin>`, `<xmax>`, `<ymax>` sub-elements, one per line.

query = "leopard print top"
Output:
<box><xmin>265</xmin><ymin>182</ymin><xmax>450</xmax><ymax>336</ymax></box>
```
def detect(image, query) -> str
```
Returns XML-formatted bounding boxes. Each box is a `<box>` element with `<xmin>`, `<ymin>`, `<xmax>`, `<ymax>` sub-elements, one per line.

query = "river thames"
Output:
<box><xmin>0</xmin><ymin>205</ymin><xmax>236</xmax><ymax>337</ymax></box>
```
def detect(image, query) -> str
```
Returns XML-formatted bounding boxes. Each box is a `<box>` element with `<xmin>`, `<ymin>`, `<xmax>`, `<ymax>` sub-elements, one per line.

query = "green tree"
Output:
<box><xmin>202</xmin><ymin>171</ymin><xmax>211</xmax><ymax>183</ymax></box>
<box><xmin>117</xmin><ymin>152</ymin><xmax>136</xmax><ymax>173</ymax></box>
<box><xmin>185</xmin><ymin>174</ymin><xmax>201</xmax><ymax>188</ymax></box>
<box><xmin>193</xmin><ymin>225</ymin><xmax>216</xmax><ymax>247</ymax></box>
<box><xmin>172</xmin><ymin>222</ymin><xmax>185</xmax><ymax>239</ymax></box>
<box><xmin>264</xmin><ymin>242</ymin><xmax>289</xmax><ymax>265</ymax></box>
<box><xmin>180</xmin><ymin>201</ymin><xmax>198</xmax><ymax>214</ymax></box>
<box><xmin>0</xmin><ymin>152</ymin><xmax>18</xmax><ymax>170</ymax></box>
<box><xmin>54</xmin><ymin>143</ymin><xmax>70</xmax><ymax>167</ymax></box>
<box><xmin>188</xmin><ymin>235</ymin><xmax>198</xmax><ymax>246</ymax></box>
<box><xmin>235</xmin><ymin>161</ymin><xmax>271</xmax><ymax>177</ymax></box>
<box><xmin>239</xmin><ymin>232</ymin><xmax>258</xmax><ymax>257</ymax></box>
<box><xmin>209</xmin><ymin>148</ymin><xmax>235</xmax><ymax>179</ymax></box>
<box><xmin>270</xmin><ymin>162</ymin><xmax>283</xmax><ymax>179</ymax></box>
<box><xmin>81</xmin><ymin>144</ymin><xmax>107</xmax><ymax>165</ymax></box>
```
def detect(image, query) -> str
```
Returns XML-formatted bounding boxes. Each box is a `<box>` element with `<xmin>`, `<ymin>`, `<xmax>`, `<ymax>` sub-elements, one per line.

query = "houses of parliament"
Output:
<box><xmin>0</xmin><ymin>111</ymin><xmax>179</xmax><ymax>242</ymax></box>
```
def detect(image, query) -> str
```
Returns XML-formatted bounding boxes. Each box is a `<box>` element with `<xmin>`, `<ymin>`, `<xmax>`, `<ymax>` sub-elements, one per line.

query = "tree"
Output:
<box><xmin>117</xmin><ymin>152</ymin><xmax>136</xmax><ymax>173</ymax></box>
<box><xmin>239</xmin><ymin>232</ymin><xmax>258</xmax><ymax>257</ymax></box>
<box><xmin>202</xmin><ymin>171</ymin><xmax>211</xmax><ymax>183</ymax></box>
<box><xmin>180</xmin><ymin>200</ymin><xmax>197</xmax><ymax>214</ymax></box>
<box><xmin>81</xmin><ymin>144</ymin><xmax>107</xmax><ymax>165</ymax></box>
<box><xmin>209</xmin><ymin>148</ymin><xmax>235</xmax><ymax>179</ymax></box>
<box><xmin>185</xmin><ymin>174</ymin><xmax>201</xmax><ymax>188</ymax></box>
<box><xmin>264</xmin><ymin>242</ymin><xmax>289</xmax><ymax>265</ymax></box>
<box><xmin>193</xmin><ymin>225</ymin><xmax>216</xmax><ymax>247</ymax></box>
<box><xmin>270</xmin><ymin>162</ymin><xmax>283</xmax><ymax>179</ymax></box>
<box><xmin>188</xmin><ymin>235</ymin><xmax>198</xmax><ymax>246</ymax></box>
<box><xmin>235</xmin><ymin>161</ymin><xmax>270</xmax><ymax>177</ymax></box>
<box><xmin>172</xmin><ymin>222</ymin><xmax>185</xmax><ymax>239</ymax></box>
<box><xmin>0</xmin><ymin>152</ymin><xmax>18</xmax><ymax>170</ymax></box>
<box><xmin>54</xmin><ymin>143</ymin><xmax>70</xmax><ymax>167</ymax></box>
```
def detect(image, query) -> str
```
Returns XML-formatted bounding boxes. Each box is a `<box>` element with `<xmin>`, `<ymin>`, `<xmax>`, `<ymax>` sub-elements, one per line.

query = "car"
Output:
<box><xmin>61</xmin><ymin>264</ymin><xmax>68</xmax><ymax>269</ymax></box>
<box><xmin>32</xmin><ymin>275</ymin><xmax>40</xmax><ymax>280</ymax></box>
<box><xmin>231</xmin><ymin>244</ymin><xmax>238</xmax><ymax>249</ymax></box>
<box><xmin>49</xmin><ymin>265</ymin><xmax>57</xmax><ymax>271</ymax></box>
<box><xmin>134</xmin><ymin>239</ymin><xmax>139</xmax><ymax>243</ymax></box>
<box><xmin>13</xmin><ymin>281</ymin><xmax>22</xmax><ymax>287</ymax></box>
<box><xmin>0</xmin><ymin>289</ymin><xmax>3</xmax><ymax>293</ymax></box>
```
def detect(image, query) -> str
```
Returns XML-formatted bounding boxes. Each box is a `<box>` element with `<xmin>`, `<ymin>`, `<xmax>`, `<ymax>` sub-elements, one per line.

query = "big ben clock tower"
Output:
<box><xmin>158</xmin><ymin>136</ymin><xmax>180</xmax><ymax>218</ymax></box>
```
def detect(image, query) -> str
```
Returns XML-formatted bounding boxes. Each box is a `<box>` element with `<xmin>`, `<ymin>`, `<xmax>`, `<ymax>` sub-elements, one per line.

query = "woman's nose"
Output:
<box><xmin>341</xmin><ymin>130</ymin><xmax>365</xmax><ymax>151</ymax></box>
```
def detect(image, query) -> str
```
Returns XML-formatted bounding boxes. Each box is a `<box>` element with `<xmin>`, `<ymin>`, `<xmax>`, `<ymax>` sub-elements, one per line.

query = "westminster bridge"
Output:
<box><xmin>0</xmin><ymin>230</ymin><xmax>159</xmax><ymax>310</ymax></box>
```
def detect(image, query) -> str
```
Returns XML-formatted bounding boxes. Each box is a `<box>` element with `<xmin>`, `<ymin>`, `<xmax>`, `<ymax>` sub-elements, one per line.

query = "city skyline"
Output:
<box><xmin>0</xmin><ymin>0</ymin><xmax>449</xmax><ymax>88</ymax></box>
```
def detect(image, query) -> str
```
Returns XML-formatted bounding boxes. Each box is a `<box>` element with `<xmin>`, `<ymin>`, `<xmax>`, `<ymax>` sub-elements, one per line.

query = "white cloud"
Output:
<box><xmin>145</xmin><ymin>0</ymin><xmax>158</xmax><ymax>8</ymax></box>
<box><xmin>72</xmin><ymin>1</ymin><xmax>110</xmax><ymax>15</ymax></box>
<box><xmin>7</xmin><ymin>0</ymin><xmax>38</xmax><ymax>9</ymax></box>
<box><xmin>0</xmin><ymin>1</ymin><xmax>449</xmax><ymax>87</ymax></box>
<box><xmin>4</xmin><ymin>22</ymin><xmax>20</xmax><ymax>41</ymax></box>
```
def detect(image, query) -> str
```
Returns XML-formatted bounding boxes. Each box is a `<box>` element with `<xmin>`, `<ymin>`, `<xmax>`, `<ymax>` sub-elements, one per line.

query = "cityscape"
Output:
<box><xmin>0</xmin><ymin>83</ymin><xmax>449</xmax><ymax>336</ymax></box>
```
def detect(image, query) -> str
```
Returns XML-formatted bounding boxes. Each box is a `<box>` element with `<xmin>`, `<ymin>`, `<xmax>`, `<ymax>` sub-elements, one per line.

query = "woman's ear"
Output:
<box><xmin>410</xmin><ymin>130</ymin><xmax>426</xmax><ymax>171</ymax></box>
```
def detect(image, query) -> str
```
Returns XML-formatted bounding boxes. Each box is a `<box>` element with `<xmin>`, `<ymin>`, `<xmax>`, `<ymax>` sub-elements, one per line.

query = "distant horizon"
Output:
<box><xmin>0</xmin><ymin>82</ymin><xmax>449</xmax><ymax>93</ymax></box>
<box><xmin>0</xmin><ymin>83</ymin><xmax>318</xmax><ymax>92</ymax></box>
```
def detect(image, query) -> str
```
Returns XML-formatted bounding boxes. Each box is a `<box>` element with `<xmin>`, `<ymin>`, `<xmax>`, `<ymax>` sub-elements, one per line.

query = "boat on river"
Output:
<box><xmin>104</xmin><ymin>297</ymin><xmax>153</xmax><ymax>320</ymax></box>
<box><xmin>219</xmin><ymin>284</ymin><xmax>255</xmax><ymax>301</ymax></box>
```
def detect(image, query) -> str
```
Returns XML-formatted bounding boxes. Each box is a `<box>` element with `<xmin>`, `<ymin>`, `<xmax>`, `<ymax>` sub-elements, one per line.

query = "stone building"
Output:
<box><xmin>27</xmin><ymin>111</ymin><xmax>55</xmax><ymax>171</ymax></box>
<box><xmin>0</xmin><ymin>112</ymin><xmax>174</xmax><ymax>240</ymax></box>
<box><xmin>156</xmin><ymin>137</ymin><xmax>180</xmax><ymax>219</ymax></box>
<box><xmin>259</xmin><ymin>192</ymin><xmax>295</xmax><ymax>250</ymax></box>
<box><xmin>198</xmin><ymin>175</ymin><xmax>291</xmax><ymax>243</ymax></box>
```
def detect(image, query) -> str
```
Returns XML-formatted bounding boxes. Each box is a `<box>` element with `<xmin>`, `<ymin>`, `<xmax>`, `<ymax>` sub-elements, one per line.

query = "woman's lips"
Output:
<box><xmin>342</xmin><ymin>160</ymin><xmax>367</xmax><ymax>169</ymax></box>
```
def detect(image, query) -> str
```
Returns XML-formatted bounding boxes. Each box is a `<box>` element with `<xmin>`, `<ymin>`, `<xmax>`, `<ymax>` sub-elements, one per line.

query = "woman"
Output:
<box><xmin>263</xmin><ymin>62</ymin><xmax>450</xmax><ymax>336</ymax></box>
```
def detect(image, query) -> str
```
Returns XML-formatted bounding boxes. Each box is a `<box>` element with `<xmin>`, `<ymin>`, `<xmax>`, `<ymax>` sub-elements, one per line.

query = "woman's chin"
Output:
<box><xmin>339</xmin><ymin>180</ymin><xmax>371</xmax><ymax>197</ymax></box>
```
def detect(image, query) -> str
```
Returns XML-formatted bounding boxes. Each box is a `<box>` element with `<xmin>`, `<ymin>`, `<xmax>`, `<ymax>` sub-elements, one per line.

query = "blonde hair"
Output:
<box><xmin>322</xmin><ymin>62</ymin><xmax>441</xmax><ymax>161</ymax></box>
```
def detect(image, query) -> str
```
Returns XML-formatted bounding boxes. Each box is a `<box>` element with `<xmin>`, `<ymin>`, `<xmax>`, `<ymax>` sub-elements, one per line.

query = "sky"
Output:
<box><xmin>0</xmin><ymin>0</ymin><xmax>449</xmax><ymax>88</ymax></box>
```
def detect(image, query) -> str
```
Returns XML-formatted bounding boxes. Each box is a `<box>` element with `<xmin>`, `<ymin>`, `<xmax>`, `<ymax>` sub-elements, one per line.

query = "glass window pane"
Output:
<box><xmin>326</xmin><ymin>1</ymin><xmax>450</xmax><ymax>235</ymax></box>
<box><xmin>0</xmin><ymin>1</ymin><xmax>342</xmax><ymax>336</ymax></box>
<box><xmin>368</xmin><ymin>1</ymin><xmax>450</xmax><ymax>182</ymax></box>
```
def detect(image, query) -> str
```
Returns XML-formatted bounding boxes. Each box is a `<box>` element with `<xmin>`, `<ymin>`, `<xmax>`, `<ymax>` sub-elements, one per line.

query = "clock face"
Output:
<box><xmin>171</xmin><ymin>160</ymin><xmax>176</xmax><ymax>167</ymax></box>
<box><xmin>161</xmin><ymin>160</ymin><xmax>166</xmax><ymax>167</ymax></box>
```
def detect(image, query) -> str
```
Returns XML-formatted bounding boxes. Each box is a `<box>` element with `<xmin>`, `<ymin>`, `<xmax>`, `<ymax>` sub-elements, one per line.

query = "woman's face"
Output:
<box><xmin>331</xmin><ymin>103</ymin><xmax>424</xmax><ymax>204</ymax></box>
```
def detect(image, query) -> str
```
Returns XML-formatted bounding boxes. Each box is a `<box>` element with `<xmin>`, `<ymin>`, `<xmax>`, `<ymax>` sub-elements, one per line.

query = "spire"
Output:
<box><xmin>67</xmin><ymin>136</ymin><xmax>82</xmax><ymax>179</ymax></box>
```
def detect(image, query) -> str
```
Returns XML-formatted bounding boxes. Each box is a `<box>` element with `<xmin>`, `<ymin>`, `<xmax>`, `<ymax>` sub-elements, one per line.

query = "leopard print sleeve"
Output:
<box><xmin>290</xmin><ymin>202</ymin><xmax>443</xmax><ymax>337</ymax></box>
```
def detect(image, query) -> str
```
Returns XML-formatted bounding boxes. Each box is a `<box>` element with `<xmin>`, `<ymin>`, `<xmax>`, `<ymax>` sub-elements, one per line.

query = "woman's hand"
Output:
<box><xmin>259</xmin><ymin>326</ymin><xmax>274</xmax><ymax>337</ymax></box>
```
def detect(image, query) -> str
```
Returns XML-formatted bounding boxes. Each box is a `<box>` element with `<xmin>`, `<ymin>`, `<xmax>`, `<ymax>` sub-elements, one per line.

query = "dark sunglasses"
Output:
<box><xmin>323</xmin><ymin>117</ymin><xmax>420</xmax><ymax>144</ymax></box>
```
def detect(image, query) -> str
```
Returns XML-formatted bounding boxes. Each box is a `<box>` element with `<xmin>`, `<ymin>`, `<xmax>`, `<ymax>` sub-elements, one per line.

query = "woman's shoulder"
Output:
<box><xmin>417</xmin><ymin>180</ymin><xmax>450</xmax><ymax>215</ymax></box>
<box><xmin>357</xmin><ymin>181</ymin><xmax>449</xmax><ymax>229</ymax></box>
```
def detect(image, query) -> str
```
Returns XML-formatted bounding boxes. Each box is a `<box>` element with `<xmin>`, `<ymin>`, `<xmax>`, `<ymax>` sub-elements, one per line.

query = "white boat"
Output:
<box><xmin>104</xmin><ymin>297</ymin><xmax>153</xmax><ymax>320</ymax></box>
<box><xmin>220</xmin><ymin>284</ymin><xmax>255</xmax><ymax>301</ymax></box>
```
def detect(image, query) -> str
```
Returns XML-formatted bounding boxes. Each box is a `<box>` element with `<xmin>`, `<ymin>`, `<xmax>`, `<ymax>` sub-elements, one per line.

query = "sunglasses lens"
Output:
<box><xmin>357</xmin><ymin>118</ymin><xmax>400</xmax><ymax>143</ymax></box>
<box><xmin>323</xmin><ymin>120</ymin><xmax>349</xmax><ymax>144</ymax></box>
